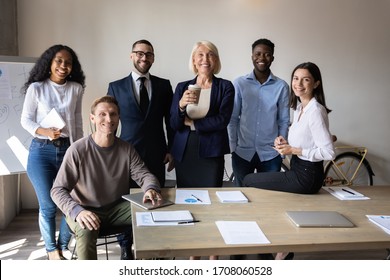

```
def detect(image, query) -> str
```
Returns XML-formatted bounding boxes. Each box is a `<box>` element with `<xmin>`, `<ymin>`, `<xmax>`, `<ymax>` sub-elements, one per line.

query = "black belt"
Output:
<box><xmin>34</xmin><ymin>137</ymin><xmax>70</xmax><ymax>147</ymax></box>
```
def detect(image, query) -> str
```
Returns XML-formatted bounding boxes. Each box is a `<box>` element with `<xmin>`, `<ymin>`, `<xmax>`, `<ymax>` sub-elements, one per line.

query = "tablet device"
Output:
<box><xmin>286</xmin><ymin>211</ymin><xmax>355</xmax><ymax>228</ymax></box>
<box><xmin>122</xmin><ymin>192</ymin><xmax>174</xmax><ymax>210</ymax></box>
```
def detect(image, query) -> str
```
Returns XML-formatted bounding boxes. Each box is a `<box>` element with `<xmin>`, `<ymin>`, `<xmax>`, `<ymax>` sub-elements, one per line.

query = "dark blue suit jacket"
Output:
<box><xmin>107</xmin><ymin>74</ymin><xmax>174</xmax><ymax>184</ymax></box>
<box><xmin>170</xmin><ymin>76</ymin><xmax>235</xmax><ymax>162</ymax></box>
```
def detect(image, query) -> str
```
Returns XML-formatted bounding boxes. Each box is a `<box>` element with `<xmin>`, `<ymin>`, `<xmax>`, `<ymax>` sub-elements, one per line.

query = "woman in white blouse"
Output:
<box><xmin>21</xmin><ymin>45</ymin><xmax>85</xmax><ymax>260</ymax></box>
<box><xmin>243</xmin><ymin>62</ymin><xmax>335</xmax><ymax>193</ymax></box>
<box><xmin>243</xmin><ymin>62</ymin><xmax>335</xmax><ymax>260</ymax></box>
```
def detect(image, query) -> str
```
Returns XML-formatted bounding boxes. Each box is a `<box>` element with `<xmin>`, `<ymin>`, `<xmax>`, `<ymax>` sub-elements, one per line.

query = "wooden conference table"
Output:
<box><xmin>131</xmin><ymin>186</ymin><xmax>390</xmax><ymax>259</ymax></box>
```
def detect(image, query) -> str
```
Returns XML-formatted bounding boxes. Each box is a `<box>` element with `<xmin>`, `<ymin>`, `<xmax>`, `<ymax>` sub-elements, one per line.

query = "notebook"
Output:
<box><xmin>151</xmin><ymin>210</ymin><xmax>194</xmax><ymax>222</ymax></box>
<box><xmin>286</xmin><ymin>211</ymin><xmax>355</xmax><ymax>228</ymax></box>
<box><xmin>216</xmin><ymin>191</ymin><xmax>248</xmax><ymax>203</ymax></box>
<box><xmin>122</xmin><ymin>192</ymin><xmax>174</xmax><ymax>210</ymax></box>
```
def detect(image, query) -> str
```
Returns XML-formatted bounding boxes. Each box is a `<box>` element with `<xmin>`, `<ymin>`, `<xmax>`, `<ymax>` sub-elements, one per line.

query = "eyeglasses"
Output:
<box><xmin>132</xmin><ymin>51</ymin><xmax>154</xmax><ymax>59</ymax></box>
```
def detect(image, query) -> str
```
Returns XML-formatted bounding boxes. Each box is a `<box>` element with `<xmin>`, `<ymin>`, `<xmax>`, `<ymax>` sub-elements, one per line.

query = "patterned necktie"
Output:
<box><xmin>139</xmin><ymin>77</ymin><xmax>149</xmax><ymax>114</ymax></box>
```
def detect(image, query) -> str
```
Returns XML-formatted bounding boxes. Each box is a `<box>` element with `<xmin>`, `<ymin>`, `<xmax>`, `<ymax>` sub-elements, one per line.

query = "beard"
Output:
<box><xmin>134</xmin><ymin>61</ymin><xmax>152</xmax><ymax>75</ymax></box>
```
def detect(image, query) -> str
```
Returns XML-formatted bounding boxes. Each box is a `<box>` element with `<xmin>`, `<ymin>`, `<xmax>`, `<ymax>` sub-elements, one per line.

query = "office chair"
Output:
<box><xmin>70</xmin><ymin>225</ymin><xmax>131</xmax><ymax>260</ymax></box>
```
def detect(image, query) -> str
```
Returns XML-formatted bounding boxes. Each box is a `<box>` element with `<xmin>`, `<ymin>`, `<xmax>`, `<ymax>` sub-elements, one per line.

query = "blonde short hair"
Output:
<box><xmin>188</xmin><ymin>40</ymin><xmax>221</xmax><ymax>75</ymax></box>
<box><xmin>91</xmin><ymin>95</ymin><xmax>120</xmax><ymax>114</ymax></box>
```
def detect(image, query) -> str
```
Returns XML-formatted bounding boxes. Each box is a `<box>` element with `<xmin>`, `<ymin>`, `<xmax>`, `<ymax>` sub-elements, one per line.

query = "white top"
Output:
<box><xmin>20</xmin><ymin>79</ymin><xmax>84</xmax><ymax>143</ymax></box>
<box><xmin>288</xmin><ymin>98</ymin><xmax>335</xmax><ymax>162</ymax></box>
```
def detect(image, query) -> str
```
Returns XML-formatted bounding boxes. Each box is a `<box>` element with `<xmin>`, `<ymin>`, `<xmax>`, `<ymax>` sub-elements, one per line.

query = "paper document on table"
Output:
<box><xmin>215</xmin><ymin>221</ymin><xmax>270</xmax><ymax>245</ymax></box>
<box><xmin>175</xmin><ymin>189</ymin><xmax>211</xmax><ymax>204</ymax></box>
<box><xmin>135</xmin><ymin>212</ymin><xmax>194</xmax><ymax>227</ymax></box>
<box><xmin>151</xmin><ymin>210</ymin><xmax>193</xmax><ymax>222</ymax></box>
<box><xmin>40</xmin><ymin>108</ymin><xmax>66</xmax><ymax>130</ymax></box>
<box><xmin>323</xmin><ymin>186</ymin><xmax>370</xmax><ymax>200</ymax></box>
<box><xmin>216</xmin><ymin>191</ymin><xmax>248</xmax><ymax>203</ymax></box>
<box><xmin>366</xmin><ymin>215</ymin><xmax>390</xmax><ymax>234</ymax></box>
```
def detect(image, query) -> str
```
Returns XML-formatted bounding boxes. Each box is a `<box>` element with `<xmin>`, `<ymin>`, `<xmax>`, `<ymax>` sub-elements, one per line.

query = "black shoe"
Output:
<box><xmin>258</xmin><ymin>253</ymin><xmax>274</xmax><ymax>260</ymax></box>
<box><xmin>284</xmin><ymin>252</ymin><xmax>294</xmax><ymax>260</ymax></box>
<box><xmin>120</xmin><ymin>246</ymin><xmax>134</xmax><ymax>260</ymax></box>
<box><xmin>230</xmin><ymin>254</ymin><xmax>246</xmax><ymax>260</ymax></box>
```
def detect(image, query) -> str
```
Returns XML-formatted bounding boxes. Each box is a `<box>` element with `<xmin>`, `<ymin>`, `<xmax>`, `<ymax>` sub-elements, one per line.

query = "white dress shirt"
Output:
<box><xmin>288</xmin><ymin>98</ymin><xmax>335</xmax><ymax>162</ymax></box>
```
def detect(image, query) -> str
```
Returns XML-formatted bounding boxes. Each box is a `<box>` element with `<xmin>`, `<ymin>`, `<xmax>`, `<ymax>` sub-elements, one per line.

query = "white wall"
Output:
<box><xmin>17</xmin><ymin>0</ymin><xmax>390</xmax><ymax>185</ymax></box>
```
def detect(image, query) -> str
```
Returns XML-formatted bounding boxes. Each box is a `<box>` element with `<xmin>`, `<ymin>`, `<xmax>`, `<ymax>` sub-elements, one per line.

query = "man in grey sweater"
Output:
<box><xmin>51</xmin><ymin>95</ymin><xmax>162</xmax><ymax>260</ymax></box>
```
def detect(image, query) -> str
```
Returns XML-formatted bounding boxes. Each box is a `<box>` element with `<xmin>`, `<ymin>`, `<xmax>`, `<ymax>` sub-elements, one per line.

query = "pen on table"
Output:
<box><xmin>328</xmin><ymin>187</ymin><xmax>335</xmax><ymax>192</ymax></box>
<box><xmin>178</xmin><ymin>220</ymin><xmax>200</xmax><ymax>224</ymax></box>
<box><xmin>342</xmin><ymin>188</ymin><xmax>355</xmax><ymax>195</ymax></box>
<box><xmin>191</xmin><ymin>194</ymin><xmax>203</xmax><ymax>202</ymax></box>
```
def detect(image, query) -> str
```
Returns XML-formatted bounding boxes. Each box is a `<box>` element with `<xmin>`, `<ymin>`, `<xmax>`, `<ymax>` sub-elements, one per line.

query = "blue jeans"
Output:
<box><xmin>27</xmin><ymin>139</ymin><xmax>71</xmax><ymax>252</ymax></box>
<box><xmin>232</xmin><ymin>152</ymin><xmax>282</xmax><ymax>187</ymax></box>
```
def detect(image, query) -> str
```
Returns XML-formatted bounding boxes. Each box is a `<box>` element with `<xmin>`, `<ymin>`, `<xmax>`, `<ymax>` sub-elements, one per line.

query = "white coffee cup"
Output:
<box><xmin>188</xmin><ymin>84</ymin><xmax>201</xmax><ymax>104</ymax></box>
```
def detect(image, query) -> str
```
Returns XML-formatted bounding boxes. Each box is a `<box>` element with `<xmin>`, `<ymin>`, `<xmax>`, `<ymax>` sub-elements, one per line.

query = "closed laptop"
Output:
<box><xmin>286</xmin><ymin>211</ymin><xmax>355</xmax><ymax>228</ymax></box>
<box><xmin>122</xmin><ymin>192</ymin><xmax>174</xmax><ymax>210</ymax></box>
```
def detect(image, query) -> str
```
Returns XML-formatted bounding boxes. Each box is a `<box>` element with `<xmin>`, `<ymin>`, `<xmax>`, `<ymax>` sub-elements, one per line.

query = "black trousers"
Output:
<box><xmin>243</xmin><ymin>155</ymin><xmax>324</xmax><ymax>194</ymax></box>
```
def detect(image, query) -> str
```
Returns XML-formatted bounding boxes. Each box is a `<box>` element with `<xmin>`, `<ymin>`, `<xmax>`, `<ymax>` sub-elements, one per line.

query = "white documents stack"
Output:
<box><xmin>216</xmin><ymin>191</ymin><xmax>248</xmax><ymax>203</ymax></box>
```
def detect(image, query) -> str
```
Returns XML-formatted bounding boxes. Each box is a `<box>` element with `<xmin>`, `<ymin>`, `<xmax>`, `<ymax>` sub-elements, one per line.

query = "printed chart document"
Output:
<box><xmin>175</xmin><ymin>189</ymin><xmax>211</xmax><ymax>204</ymax></box>
<box><xmin>215</xmin><ymin>221</ymin><xmax>270</xmax><ymax>245</ymax></box>
<box><xmin>366</xmin><ymin>215</ymin><xmax>390</xmax><ymax>234</ymax></box>
<box><xmin>39</xmin><ymin>108</ymin><xmax>66</xmax><ymax>130</ymax></box>
<box><xmin>135</xmin><ymin>212</ymin><xmax>194</xmax><ymax>227</ymax></box>
<box><xmin>216</xmin><ymin>190</ymin><xmax>248</xmax><ymax>203</ymax></box>
<box><xmin>323</xmin><ymin>186</ymin><xmax>370</xmax><ymax>200</ymax></box>
<box><xmin>151</xmin><ymin>210</ymin><xmax>193</xmax><ymax>222</ymax></box>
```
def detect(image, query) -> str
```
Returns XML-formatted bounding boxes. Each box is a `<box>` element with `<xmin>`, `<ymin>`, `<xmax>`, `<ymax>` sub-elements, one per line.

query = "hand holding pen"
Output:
<box><xmin>272</xmin><ymin>136</ymin><xmax>302</xmax><ymax>157</ymax></box>
<box><xmin>274</xmin><ymin>136</ymin><xmax>287</xmax><ymax>148</ymax></box>
<box><xmin>273</xmin><ymin>136</ymin><xmax>288</xmax><ymax>154</ymax></box>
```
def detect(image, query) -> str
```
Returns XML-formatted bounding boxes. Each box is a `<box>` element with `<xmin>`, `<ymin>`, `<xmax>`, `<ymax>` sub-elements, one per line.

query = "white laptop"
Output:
<box><xmin>122</xmin><ymin>192</ymin><xmax>174</xmax><ymax>210</ymax></box>
<box><xmin>286</xmin><ymin>211</ymin><xmax>355</xmax><ymax>228</ymax></box>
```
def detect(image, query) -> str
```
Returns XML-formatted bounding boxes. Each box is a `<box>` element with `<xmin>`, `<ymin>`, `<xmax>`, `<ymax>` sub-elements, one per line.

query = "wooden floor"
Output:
<box><xmin>0</xmin><ymin>210</ymin><xmax>389</xmax><ymax>260</ymax></box>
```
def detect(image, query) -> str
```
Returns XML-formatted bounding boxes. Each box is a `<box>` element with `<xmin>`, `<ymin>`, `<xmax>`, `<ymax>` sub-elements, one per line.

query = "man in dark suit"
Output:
<box><xmin>107</xmin><ymin>39</ymin><xmax>174</xmax><ymax>188</ymax></box>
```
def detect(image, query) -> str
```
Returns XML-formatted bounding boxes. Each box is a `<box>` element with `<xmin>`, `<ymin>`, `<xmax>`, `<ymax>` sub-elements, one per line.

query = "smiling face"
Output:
<box><xmin>90</xmin><ymin>102</ymin><xmax>120</xmax><ymax>136</ymax></box>
<box><xmin>130</xmin><ymin>43</ymin><xmax>155</xmax><ymax>75</ymax></box>
<box><xmin>192</xmin><ymin>44</ymin><xmax>217</xmax><ymax>76</ymax></box>
<box><xmin>292</xmin><ymin>68</ymin><xmax>320</xmax><ymax>102</ymax></box>
<box><xmin>50</xmin><ymin>49</ymin><xmax>73</xmax><ymax>84</ymax></box>
<box><xmin>251</xmin><ymin>44</ymin><xmax>274</xmax><ymax>74</ymax></box>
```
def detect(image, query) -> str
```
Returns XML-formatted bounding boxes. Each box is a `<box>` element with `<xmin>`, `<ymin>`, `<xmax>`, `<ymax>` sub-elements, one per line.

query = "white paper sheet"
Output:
<box><xmin>0</xmin><ymin>64</ymin><xmax>12</xmax><ymax>99</ymax></box>
<box><xmin>215</xmin><ymin>221</ymin><xmax>270</xmax><ymax>245</ymax></box>
<box><xmin>366</xmin><ymin>215</ymin><xmax>390</xmax><ymax>234</ymax></box>
<box><xmin>175</xmin><ymin>189</ymin><xmax>211</xmax><ymax>204</ymax></box>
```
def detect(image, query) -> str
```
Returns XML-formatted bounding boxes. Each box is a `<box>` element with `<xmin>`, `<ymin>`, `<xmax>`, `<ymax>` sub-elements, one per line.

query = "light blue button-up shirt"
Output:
<box><xmin>228</xmin><ymin>71</ymin><xmax>290</xmax><ymax>162</ymax></box>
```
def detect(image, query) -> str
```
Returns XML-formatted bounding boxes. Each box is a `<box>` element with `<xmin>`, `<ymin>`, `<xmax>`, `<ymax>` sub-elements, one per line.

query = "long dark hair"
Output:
<box><xmin>22</xmin><ymin>44</ymin><xmax>86</xmax><ymax>93</ymax></box>
<box><xmin>289</xmin><ymin>62</ymin><xmax>331</xmax><ymax>113</ymax></box>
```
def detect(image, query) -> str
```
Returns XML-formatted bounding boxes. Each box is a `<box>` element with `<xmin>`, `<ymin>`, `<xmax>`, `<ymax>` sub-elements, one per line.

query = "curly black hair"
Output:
<box><xmin>22</xmin><ymin>44</ymin><xmax>86</xmax><ymax>93</ymax></box>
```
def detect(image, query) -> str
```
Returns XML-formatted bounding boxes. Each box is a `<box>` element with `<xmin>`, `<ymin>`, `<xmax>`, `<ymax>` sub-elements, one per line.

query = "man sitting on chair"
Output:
<box><xmin>51</xmin><ymin>95</ymin><xmax>162</xmax><ymax>260</ymax></box>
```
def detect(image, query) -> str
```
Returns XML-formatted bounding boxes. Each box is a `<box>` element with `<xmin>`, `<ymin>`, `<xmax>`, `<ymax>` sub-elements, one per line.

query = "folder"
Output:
<box><xmin>39</xmin><ymin>108</ymin><xmax>66</xmax><ymax>130</ymax></box>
